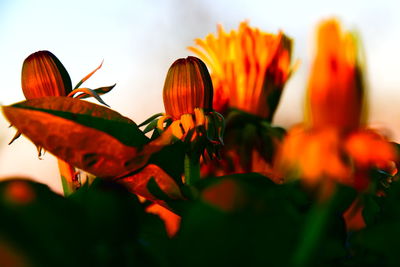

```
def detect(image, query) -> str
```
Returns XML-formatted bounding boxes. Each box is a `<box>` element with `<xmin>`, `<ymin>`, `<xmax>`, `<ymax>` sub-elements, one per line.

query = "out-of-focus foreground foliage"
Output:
<box><xmin>1</xmin><ymin>173</ymin><xmax>400</xmax><ymax>266</ymax></box>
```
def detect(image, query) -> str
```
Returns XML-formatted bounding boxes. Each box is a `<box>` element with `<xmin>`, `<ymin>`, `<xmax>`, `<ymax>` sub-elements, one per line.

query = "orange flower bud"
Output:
<box><xmin>21</xmin><ymin>50</ymin><xmax>72</xmax><ymax>99</ymax></box>
<box><xmin>307</xmin><ymin>19</ymin><xmax>364</xmax><ymax>131</ymax></box>
<box><xmin>163</xmin><ymin>56</ymin><xmax>213</xmax><ymax>120</ymax></box>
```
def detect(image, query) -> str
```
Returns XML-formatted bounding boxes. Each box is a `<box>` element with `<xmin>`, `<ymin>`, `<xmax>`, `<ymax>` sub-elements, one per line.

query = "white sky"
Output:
<box><xmin>0</xmin><ymin>0</ymin><xmax>399</xmax><ymax>192</ymax></box>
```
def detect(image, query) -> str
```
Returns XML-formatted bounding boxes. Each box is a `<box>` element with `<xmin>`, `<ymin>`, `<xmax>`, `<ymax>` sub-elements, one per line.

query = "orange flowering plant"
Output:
<box><xmin>1</xmin><ymin>18</ymin><xmax>400</xmax><ymax>267</ymax></box>
<box><xmin>14</xmin><ymin>50</ymin><xmax>114</xmax><ymax>146</ymax></box>
<box><xmin>277</xmin><ymin>19</ymin><xmax>396</xmax><ymax>193</ymax></box>
<box><xmin>275</xmin><ymin>19</ymin><xmax>399</xmax><ymax>266</ymax></box>
<box><xmin>138</xmin><ymin>56</ymin><xmax>224</xmax><ymax>185</ymax></box>
<box><xmin>9</xmin><ymin>50</ymin><xmax>116</xmax><ymax>195</ymax></box>
<box><xmin>189</xmin><ymin>22</ymin><xmax>296</xmax><ymax>181</ymax></box>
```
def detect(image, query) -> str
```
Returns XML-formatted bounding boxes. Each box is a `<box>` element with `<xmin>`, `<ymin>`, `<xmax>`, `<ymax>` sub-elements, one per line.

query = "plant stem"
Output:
<box><xmin>292</xmin><ymin>184</ymin><xmax>337</xmax><ymax>267</ymax></box>
<box><xmin>57</xmin><ymin>159</ymin><xmax>80</xmax><ymax>196</ymax></box>
<box><xmin>184</xmin><ymin>154</ymin><xmax>200</xmax><ymax>185</ymax></box>
<box><xmin>292</xmin><ymin>203</ymin><xmax>330</xmax><ymax>266</ymax></box>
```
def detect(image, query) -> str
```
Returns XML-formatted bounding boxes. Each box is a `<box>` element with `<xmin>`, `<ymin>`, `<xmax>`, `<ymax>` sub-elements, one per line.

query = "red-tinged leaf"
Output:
<box><xmin>146</xmin><ymin>203</ymin><xmax>181</xmax><ymax>237</ymax></box>
<box><xmin>3</xmin><ymin>105</ymin><xmax>147</xmax><ymax>177</ymax></box>
<box><xmin>7</xmin><ymin>97</ymin><xmax>148</xmax><ymax>147</ymax></box>
<box><xmin>201</xmin><ymin>178</ymin><xmax>247</xmax><ymax>212</ymax></box>
<box><xmin>117</xmin><ymin>164</ymin><xmax>184</xmax><ymax>207</ymax></box>
<box><xmin>8</xmin><ymin>130</ymin><xmax>21</xmax><ymax>145</ymax></box>
<box><xmin>3</xmin><ymin>101</ymin><xmax>179</xmax><ymax>177</ymax></box>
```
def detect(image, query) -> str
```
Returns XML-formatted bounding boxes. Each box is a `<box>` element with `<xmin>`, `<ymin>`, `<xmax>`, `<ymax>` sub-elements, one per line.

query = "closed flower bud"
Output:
<box><xmin>148</xmin><ymin>56</ymin><xmax>223</xmax><ymax>160</ymax></box>
<box><xmin>21</xmin><ymin>50</ymin><xmax>72</xmax><ymax>99</ymax></box>
<box><xmin>163</xmin><ymin>56</ymin><xmax>213</xmax><ymax>119</ymax></box>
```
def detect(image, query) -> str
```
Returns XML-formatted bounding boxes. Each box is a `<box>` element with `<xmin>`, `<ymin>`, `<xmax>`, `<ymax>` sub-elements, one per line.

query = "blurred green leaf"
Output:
<box><xmin>0</xmin><ymin>179</ymin><xmax>86</xmax><ymax>266</ymax></box>
<box><xmin>170</xmin><ymin>174</ymin><xmax>309</xmax><ymax>266</ymax></box>
<box><xmin>292</xmin><ymin>184</ymin><xmax>353</xmax><ymax>267</ymax></box>
<box><xmin>351</xmin><ymin>221</ymin><xmax>399</xmax><ymax>266</ymax></box>
<box><xmin>362</xmin><ymin>195</ymin><xmax>381</xmax><ymax>226</ymax></box>
<box><xmin>349</xmin><ymin>180</ymin><xmax>400</xmax><ymax>266</ymax></box>
<box><xmin>148</xmin><ymin>142</ymin><xmax>186</xmax><ymax>184</ymax></box>
<box><xmin>0</xmin><ymin>178</ymin><xmax>172</xmax><ymax>267</ymax></box>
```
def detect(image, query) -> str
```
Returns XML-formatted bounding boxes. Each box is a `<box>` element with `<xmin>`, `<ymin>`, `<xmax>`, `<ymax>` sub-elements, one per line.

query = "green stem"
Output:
<box><xmin>58</xmin><ymin>159</ymin><xmax>80</xmax><ymax>196</ymax></box>
<box><xmin>292</xmin><ymin>186</ymin><xmax>337</xmax><ymax>267</ymax></box>
<box><xmin>184</xmin><ymin>153</ymin><xmax>200</xmax><ymax>185</ymax></box>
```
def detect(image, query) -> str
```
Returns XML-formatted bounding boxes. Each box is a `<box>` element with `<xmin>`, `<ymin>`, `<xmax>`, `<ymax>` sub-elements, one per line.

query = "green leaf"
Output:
<box><xmin>143</xmin><ymin>119</ymin><xmax>158</xmax><ymax>134</ymax></box>
<box><xmin>76</xmin><ymin>84</ymin><xmax>115</xmax><ymax>98</ymax></box>
<box><xmin>171</xmin><ymin>174</ymin><xmax>307</xmax><ymax>266</ymax></box>
<box><xmin>362</xmin><ymin>195</ymin><xmax>381</xmax><ymax>226</ymax></box>
<box><xmin>0</xmin><ymin>178</ymin><xmax>170</xmax><ymax>266</ymax></box>
<box><xmin>68</xmin><ymin>87</ymin><xmax>113</xmax><ymax>107</ymax></box>
<box><xmin>148</xmin><ymin>142</ymin><xmax>186</xmax><ymax>184</ymax></box>
<box><xmin>0</xmin><ymin>178</ymin><xmax>84</xmax><ymax>266</ymax></box>
<box><xmin>138</xmin><ymin>113</ymin><xmax>164</xmax><ymax>127</ymax></box>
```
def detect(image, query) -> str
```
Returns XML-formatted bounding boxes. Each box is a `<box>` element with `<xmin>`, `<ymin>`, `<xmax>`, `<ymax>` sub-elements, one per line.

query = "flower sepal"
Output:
<box><xmin>67</xmin><ymin>84</ymin><xmax>116</xmax><ymax>107</ymax></box>
<box><xmin>142</xmin><ymin>108</ymin><xmax>224</xmax><ymax>161</ymax></box>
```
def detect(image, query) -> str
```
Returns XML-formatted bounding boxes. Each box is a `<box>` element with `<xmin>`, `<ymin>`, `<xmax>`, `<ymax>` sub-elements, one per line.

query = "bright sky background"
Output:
<box><xmin>1</xmin><ymin>0</ymin><xmax>399</xmax><ymax>193</ymax></box>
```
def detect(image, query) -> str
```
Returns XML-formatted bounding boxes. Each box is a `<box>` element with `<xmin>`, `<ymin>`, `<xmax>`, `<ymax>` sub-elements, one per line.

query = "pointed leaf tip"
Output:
<box><xmin>68</xmin><ymin>88</ymin><xmax>110</xmax><ymax>107</ymax></box>
<box><xmin>74</xmin><ymin>60</ymin><xmax>104</xmax><ymax>89</ymax></box>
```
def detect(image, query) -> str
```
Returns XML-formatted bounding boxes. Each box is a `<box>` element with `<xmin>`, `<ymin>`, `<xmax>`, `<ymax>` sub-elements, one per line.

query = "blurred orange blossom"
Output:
<box><xmin>277</xmin><ymin>18</ymin><xmax>396</xmax><ymax>192</ymax></box>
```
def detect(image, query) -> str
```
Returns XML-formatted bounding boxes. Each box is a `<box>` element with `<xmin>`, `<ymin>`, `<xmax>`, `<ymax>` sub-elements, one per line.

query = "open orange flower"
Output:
<box><xmin>189</xmin><ymin>21</ymin><xmax>294</xmax><ymax>120</ymax></box>
<box><xmin>278</xmin><ymin>18</ymin><xmax>396</xmax><ymax>192</ymax></box>
<box><xmin>189</xmin><ymin>22</ymin><xmax>293</xmax><ymax>181</ymax></box>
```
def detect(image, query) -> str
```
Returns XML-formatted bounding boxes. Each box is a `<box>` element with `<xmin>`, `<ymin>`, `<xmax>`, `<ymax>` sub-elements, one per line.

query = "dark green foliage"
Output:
<box><xmin>1</xmin><ymin>173</ymin><xmax>400</xmax><ymax>266</ymax></box>
<box><xmin>0</xmin><ymin>179</ymin><xmax>167</xmax><ymax>267</ymax></box>
<box><xmin>350</xmin><ymin>180</ymin><xmax>400</xmax><ymax>267</ymax></box>
<box><xmin>148</xmin><ymin>142</ymin><xmax>186</xmax><ymax>185</ymax></box>
<box><xmin>172</xmin><ymin>174</ymin><xmax>308</xmax><ymax>266</ymax></box>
